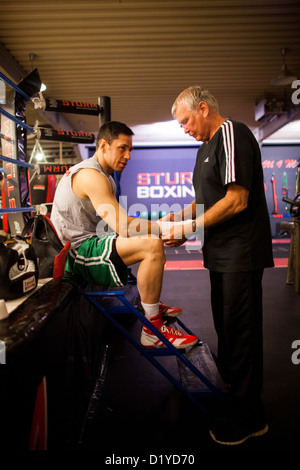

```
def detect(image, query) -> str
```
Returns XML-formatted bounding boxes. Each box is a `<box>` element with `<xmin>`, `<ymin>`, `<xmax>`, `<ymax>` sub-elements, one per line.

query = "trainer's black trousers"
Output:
<box><xmin>209</xmin><ymin>269</ymin><xmax>265</xmax><ymax>423</ymax></box>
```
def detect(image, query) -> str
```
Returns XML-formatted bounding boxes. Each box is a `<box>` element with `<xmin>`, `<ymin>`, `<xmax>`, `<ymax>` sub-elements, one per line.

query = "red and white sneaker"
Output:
<box><xmin>159</xmin><ymin>301</ymin><xmax>182</xmax><ymax>318</ymax></box>
<box><xmin>140</xmin><ymin>314</ymin><xmax>198</xmax><ymax>349</ymax></box>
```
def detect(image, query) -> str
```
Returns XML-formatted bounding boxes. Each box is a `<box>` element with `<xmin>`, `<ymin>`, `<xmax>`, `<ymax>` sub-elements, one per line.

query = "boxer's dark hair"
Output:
<box><xmin>96</xmin><ymin>121</ymin><xmax>134</xmax><ymax>148</ymax></box>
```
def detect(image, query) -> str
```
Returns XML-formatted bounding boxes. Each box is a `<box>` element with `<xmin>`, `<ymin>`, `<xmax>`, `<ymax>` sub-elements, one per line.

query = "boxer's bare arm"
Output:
<box><xmin>72</xmin><ymin>168</ymin><xmax>159</xmax><ymax>237</ymax></box>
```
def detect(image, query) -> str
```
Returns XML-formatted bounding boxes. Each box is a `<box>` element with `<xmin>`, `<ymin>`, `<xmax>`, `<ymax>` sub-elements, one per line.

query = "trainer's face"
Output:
<box><xmin>175</xmin><ymin>101</ymin><xmax>209</xmax><ymax>142</ymax></box>
<box><xmin>100</xmin><ymin>134</ymin><xmax>133</xmax><ymax>174</ymax></box>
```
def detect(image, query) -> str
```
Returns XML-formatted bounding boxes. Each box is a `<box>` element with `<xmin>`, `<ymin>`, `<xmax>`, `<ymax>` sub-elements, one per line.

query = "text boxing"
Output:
<box><xmin>136</xmin><ymin>172</ymin><xmax>195</xmax><ymax>199</ymax></box>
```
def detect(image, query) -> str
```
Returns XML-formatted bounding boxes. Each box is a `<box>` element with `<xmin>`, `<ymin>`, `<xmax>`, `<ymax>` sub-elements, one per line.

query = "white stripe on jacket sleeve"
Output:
<box><xmin>221</xmin><ymin>120</ymin><xmax>236</xmax><ymax>185</ymax></box>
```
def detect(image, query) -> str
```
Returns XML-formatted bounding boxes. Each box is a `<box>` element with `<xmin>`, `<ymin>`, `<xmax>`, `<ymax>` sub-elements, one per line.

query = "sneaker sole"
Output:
<box><xmin>209</xmin><ymin>424</ymin><xmax>269</xmax><ymax>446</ymax></box>
<box><xmin>141</xmin><ymin>338</ymin><xmax>198</xmax><ymax>350</ymax></box>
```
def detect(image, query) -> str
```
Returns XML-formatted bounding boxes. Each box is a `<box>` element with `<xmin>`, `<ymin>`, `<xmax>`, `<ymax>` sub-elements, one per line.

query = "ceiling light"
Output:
<box><xmin>271</xmin><ymin>47</ymin><xmax>297</xmax><ymax>86</ymax></box>
<box><xmin>29</xmin><ymin>139</ymin><xmax>46</xmax><ymax>163</ymax></box>
<box><xmin>35</xmin><ymin>152</ymin><xmax>44</xmax><ymax>161</ymax></box>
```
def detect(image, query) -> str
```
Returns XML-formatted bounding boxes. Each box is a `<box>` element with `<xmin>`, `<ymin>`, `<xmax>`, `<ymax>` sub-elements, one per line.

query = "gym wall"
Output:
<box><xmin>86</xmin><ymin>143</ymin><xmax>300</xmax><ymax>231</ymax></box>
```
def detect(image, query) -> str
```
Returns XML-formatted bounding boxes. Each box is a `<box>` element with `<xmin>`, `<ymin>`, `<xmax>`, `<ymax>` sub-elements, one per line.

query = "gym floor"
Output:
<box><xmin>81</xmin><ymin>238</ymin><xmax>300</xmax><ymax>452</ymax></box>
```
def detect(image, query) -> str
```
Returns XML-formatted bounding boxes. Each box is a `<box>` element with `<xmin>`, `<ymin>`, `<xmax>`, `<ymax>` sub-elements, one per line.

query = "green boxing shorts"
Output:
<box><xmin>64</xmin><ymin>234</ymin><xmax>128</xmax><ymax>287</ymax></box>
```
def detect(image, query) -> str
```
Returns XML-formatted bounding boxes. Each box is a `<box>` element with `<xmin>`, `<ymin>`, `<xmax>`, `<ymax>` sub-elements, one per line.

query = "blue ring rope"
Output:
<box><xmin>0</xmin><ymin>72</ymin><xmax>30</xmax><ymax>101</ymax></box>
<box><xmin>0</xmin><ymin>108</ymin><xmax>34</xmax><ymax>133</ymax></box>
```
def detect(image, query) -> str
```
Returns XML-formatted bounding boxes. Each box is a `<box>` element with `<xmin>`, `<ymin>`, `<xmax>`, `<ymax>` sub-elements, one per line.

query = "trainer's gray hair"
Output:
<box><xmin>171</xmin><ymin>86</ymin><xmax>219</xmax><ymax>116</ymax></box>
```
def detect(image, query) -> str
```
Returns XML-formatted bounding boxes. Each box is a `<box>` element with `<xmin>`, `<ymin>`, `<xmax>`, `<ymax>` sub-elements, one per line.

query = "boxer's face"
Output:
<box><xmin>99</xmin><ymin>134</ymin><xmax>133</xmax><ymax>174</ymax></box>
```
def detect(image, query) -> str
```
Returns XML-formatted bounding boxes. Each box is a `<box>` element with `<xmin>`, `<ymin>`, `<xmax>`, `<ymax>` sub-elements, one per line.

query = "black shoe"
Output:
<box><xmin>209</xmin><ymin>420</ymin><xmax>269</xmax><ymax>446</ymax></box>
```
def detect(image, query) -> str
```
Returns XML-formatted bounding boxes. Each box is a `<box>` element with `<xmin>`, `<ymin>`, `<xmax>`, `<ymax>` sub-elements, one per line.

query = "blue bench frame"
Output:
<box><xmin>83</xmin><ymin>289</ymin><xmax>228</xmax><ymax>422</ymax></box>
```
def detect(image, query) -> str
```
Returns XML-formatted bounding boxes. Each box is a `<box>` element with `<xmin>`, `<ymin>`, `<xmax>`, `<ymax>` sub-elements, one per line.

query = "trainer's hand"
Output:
<box><xmin>162</xmin><ymin>223</ymin><xmax>188</xmax><ymax>247</ymax></box>
<box><xmin>163</xmin><ymin>237</ymin><xmax>186</xmax><ymax>247</ymax></box>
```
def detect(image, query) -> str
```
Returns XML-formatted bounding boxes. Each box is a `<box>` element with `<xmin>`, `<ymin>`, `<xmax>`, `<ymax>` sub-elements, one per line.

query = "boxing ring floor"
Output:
<box><xmin>79</xmin><ymin>238</ymin><xmax>300</xmax><ymax>451</ymax></box>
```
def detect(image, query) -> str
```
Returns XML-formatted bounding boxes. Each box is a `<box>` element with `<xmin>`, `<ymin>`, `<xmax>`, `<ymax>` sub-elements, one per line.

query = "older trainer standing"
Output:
<box><xmin>162</xmin><ymin>86</ymin><xmax>274</xmax><ymax>445</ymax></box>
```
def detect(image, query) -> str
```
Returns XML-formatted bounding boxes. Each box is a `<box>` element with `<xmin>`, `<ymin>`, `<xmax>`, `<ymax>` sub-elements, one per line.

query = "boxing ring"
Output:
<box><xmin>0</xmin><ymin>69</ymin><xmax>227</xmax><ymax>450</ymax></box>
<box><xmin>0</xmin><ymin>68</ymin><xmax>114</xmax><ymax>449</ymax></box>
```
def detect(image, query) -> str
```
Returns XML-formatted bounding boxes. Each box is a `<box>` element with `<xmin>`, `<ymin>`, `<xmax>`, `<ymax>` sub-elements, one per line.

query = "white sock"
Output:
<box><xmin>141</xmin><ymin>301</ymin><xmax>160</xmax><ymax>320</ymax></box>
